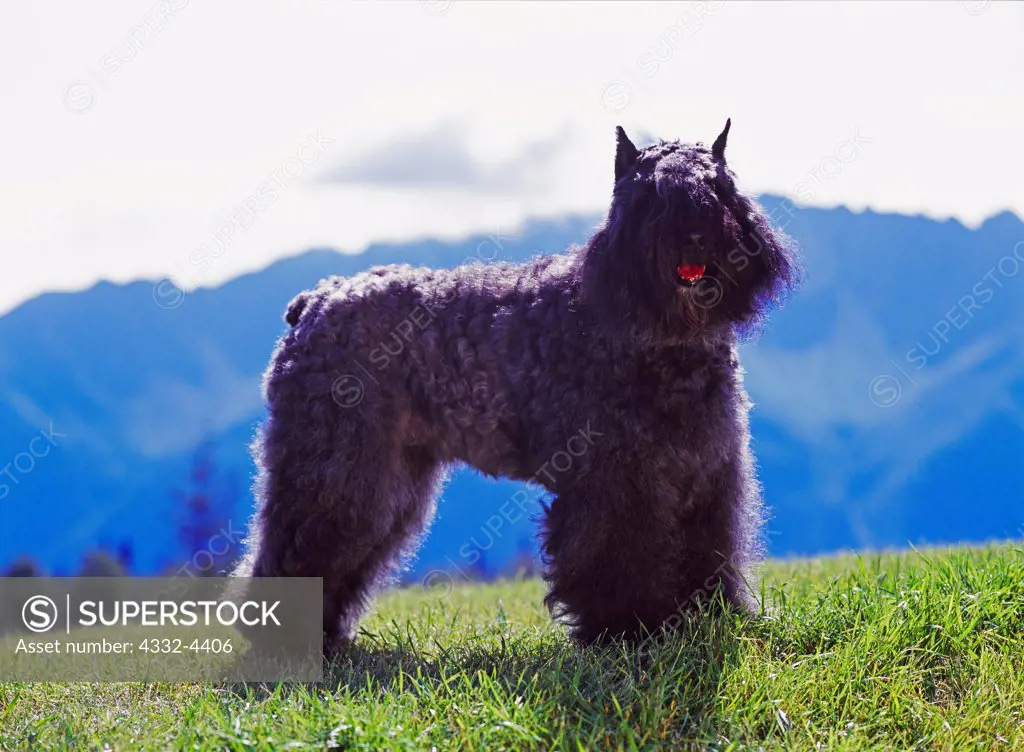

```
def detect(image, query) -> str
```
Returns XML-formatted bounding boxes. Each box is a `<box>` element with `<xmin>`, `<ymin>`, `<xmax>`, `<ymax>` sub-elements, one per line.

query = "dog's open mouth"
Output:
<box><xmin>676</xmin><ymin>263</ymin><xmax>706</xmax><ymax>287</ymax></box>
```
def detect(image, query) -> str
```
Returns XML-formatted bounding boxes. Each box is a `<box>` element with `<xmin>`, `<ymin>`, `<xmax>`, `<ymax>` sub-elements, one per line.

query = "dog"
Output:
<box><xmin>234</xmin><ymin>121</ymin><xmax>799</xmax><ymax>652</ymax></box>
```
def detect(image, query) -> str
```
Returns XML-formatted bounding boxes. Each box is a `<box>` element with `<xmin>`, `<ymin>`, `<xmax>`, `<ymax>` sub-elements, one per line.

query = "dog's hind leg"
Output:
<box><xmin>239</xmin><ymin>399</ymin><xmax>441</xmax><ymax>655</ymax></box>
<box><xmin>318</xmin><ymin>448</ymin><xmax>444</xmax><ymax>652</ymax></box>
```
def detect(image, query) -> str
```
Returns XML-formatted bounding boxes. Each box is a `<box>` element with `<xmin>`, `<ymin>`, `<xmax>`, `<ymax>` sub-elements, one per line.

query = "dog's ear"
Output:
<box><xmin>712</xmin><ymin>118</ymin><xmax>731</xmax><ymax>160</ymax></box>
<box><xmin>615</xmin><ymin>126</ymin><xmax>639</xmax><ymax>182</ymax></box>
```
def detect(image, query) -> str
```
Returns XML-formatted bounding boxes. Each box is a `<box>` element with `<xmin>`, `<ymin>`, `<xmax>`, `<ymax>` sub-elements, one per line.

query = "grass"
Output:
<box><xmin>1</xmin><ymin>544</ymin><xmax>1022</xmax><ymax>750</ymax></box>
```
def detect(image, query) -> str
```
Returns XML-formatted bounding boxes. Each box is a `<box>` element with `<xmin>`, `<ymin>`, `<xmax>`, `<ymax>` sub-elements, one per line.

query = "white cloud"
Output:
<box><xmin>1</xmin><ymin>0</ymin><xmax>1021</xmax><ymax>314</ymax></box>
<box><xmin>318</xmin><ymin>120</ymin><xmax>567</xmax><ymax>192</ymax></box>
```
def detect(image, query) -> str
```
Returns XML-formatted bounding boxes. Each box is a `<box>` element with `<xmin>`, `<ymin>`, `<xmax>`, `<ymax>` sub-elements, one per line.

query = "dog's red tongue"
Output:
<box><xmin>677</xmin><ymin>263</ymin><xmax>706</xmax><ymax>282</ymax></box>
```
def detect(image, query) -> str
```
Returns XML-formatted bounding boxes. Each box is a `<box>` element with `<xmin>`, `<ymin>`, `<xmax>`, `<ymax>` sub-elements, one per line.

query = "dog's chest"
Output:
<box><xmin>584</xmin><ymin>340</ymin><xmax>735</xmax><ymax>406</ymax></box>
<box><xmin>523</xmin><ymin>338</ymin><xmax>740</xmax><ymax>455</ymax></box>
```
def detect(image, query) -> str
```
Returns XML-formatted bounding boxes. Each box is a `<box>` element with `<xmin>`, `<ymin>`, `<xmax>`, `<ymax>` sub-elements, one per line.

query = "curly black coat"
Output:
<box><xmin>234</xmin><ymin>122</ymin><xmax>799</xmax><ymax>651</ymax></box>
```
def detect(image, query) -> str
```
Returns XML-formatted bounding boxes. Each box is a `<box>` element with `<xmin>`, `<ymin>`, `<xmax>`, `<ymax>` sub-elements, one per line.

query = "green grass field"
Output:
<box><xmin>1</xmin><ymin>544</ymin><xmax>1022</xmax><ymax>750</ymax></box>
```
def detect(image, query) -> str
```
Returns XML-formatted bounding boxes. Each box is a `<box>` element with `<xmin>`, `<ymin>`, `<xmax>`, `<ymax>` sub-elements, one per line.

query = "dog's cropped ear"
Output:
<box><xmin>615</xmin><ymin>126</ymin><xmax>639</xmax><ymax>182</ymax></box>
<box><xmin>712</xmin><ymin>118</ymin><xmax>731</xmax><ymax>160</ymax></box>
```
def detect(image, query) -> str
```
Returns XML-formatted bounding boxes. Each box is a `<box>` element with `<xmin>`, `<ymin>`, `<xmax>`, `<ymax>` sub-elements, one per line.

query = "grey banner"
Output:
<box><xmin>0</xmin><ymin>577</ymin><xmax>323</xmax><ymax>682</ymax></box>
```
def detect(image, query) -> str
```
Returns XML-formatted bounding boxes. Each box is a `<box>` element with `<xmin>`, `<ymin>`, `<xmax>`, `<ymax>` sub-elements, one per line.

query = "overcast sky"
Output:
<box><xmin>2</xmin><ymin>0</ymin><xmax>1021</xmax><ymax>314</ymax></box>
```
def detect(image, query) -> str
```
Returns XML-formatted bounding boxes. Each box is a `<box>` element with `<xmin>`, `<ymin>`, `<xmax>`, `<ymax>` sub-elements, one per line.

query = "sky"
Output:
<box><xmin>1</xmin><ymin>0</ymin><xmax>1021</xmax><ymax>315</ymax></box>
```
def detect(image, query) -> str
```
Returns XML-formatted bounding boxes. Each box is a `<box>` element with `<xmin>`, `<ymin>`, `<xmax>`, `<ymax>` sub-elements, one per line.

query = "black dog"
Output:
<box><xmin>234</xmin><ymin>121</ymin><xmax>799</xmax><ymax>651</ymax></box>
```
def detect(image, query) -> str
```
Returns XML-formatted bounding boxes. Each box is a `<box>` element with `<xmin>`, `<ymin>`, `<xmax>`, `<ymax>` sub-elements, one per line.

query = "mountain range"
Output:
<box><xmin>1</xmin><ymin>197</ymin><xmax>1021</xmax><ymax>578</ymax></box>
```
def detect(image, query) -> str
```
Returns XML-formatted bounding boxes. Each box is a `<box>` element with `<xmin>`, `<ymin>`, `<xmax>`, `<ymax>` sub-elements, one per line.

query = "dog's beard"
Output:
<box><xmin>678</xmin><ymin>286</ymin><xmax>715</xmax><ymax>331</ymax></box>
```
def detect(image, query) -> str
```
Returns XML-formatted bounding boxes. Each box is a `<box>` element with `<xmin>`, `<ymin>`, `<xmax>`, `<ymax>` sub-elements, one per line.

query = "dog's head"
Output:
<box><xmin>582</xmin><ymin>121</ymin><xmax>799</xmax><ymax>336</ymax></box>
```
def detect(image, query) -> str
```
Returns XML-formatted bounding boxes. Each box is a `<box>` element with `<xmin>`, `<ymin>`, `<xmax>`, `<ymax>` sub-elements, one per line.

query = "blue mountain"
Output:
<box><xmin>1</xmin><ymin>199</ymin><xmax>1021</xmax><ymax>578</ymax></box>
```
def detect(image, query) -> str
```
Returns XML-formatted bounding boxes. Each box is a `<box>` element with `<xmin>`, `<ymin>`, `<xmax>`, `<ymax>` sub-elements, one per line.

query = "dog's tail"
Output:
<box><xmin>285</xmin><ymin>292</ymin><xmax>311</xmax><ymax>327</ymax></box>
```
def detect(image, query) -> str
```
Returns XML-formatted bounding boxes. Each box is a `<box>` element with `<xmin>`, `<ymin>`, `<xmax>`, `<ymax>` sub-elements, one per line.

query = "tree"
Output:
<box><xmin>3</xmin><ymin>557</ymin><xmax>42</xmax><ymax>577</ymax></box>
<box><xmin>78</xmin><ymin>550</ymin><xmax>126</xmax><ymax>577</ymax></box>
<box><xmin>172</xmin><ymin>441</ymin><xmax>240</xmax><ymax>576</ymax></box>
